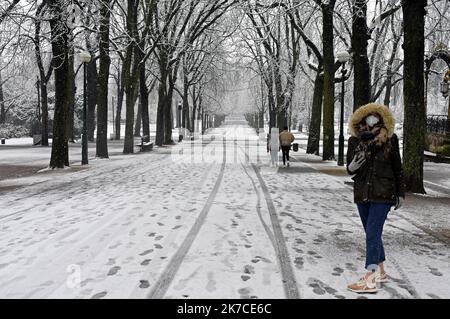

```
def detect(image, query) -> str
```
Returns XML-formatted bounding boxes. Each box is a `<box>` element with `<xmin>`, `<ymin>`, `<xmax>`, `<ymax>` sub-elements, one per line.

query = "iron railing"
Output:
<box><xmin>427</xmin><ymin>115</ymin><xmax>450</xmax><ymax>135</ymax></box>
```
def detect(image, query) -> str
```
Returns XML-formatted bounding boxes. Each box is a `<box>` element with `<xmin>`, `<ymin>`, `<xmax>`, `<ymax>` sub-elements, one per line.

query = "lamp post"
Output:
<box><xmin>79</xmin><ymin>51</ymin><xmax>91</xmax><ymax>165</ymax></box>
<box><xmin>178</xmin><ymin>102</ymin><xmax>183</xmax><ymax>142</ymax></box>
<box><xmin>336</xmin><ymin>51</ymin><xmax>351</xmax><ymax>166</ymax></box>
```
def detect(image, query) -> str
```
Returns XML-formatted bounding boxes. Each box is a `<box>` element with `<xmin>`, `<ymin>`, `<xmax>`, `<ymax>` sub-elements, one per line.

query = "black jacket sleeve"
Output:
<box><xmin>390</xmin><ymin>134</ymin><xmax>405</xmax><ymax>198</ymax></box>
<box><xmin>346</xmin><ymin>136</ymin><xmax>359</xmax><ymax>175</ymax></box>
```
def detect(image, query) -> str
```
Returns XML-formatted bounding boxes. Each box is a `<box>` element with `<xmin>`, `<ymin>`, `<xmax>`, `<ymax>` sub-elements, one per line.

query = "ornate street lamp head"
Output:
<box><xmin>337</xmin><ymin>51</ymin><xmax>351</xmax><ymax>63</ymax></box>
<box><xmin>79</xmin><ymin>51</ymin><xmax>91</xmax><ymax>64</ymax></box>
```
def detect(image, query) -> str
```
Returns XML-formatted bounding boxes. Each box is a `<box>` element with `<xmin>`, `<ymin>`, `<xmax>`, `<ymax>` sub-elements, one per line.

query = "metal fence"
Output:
<box><xmin>427</xmin><ymin>115</ymin><xmax>450</xmax><ymax>135</ymax></box>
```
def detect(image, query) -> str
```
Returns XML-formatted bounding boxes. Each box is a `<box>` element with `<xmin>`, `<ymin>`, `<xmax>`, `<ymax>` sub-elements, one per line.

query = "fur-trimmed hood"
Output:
<box><xmin>348</xmin><ymin>103</ymin><xmax>395</xmax><ymax>138</ymax></box>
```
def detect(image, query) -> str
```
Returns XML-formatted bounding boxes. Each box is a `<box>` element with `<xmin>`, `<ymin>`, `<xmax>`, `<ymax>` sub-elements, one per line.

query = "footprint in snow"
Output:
<box><xmin>141</xmin><ymin>259</ymin><xmax>152</xmax><ymax>266</ymax></box>
<box><xmin>107</xmin><ymin>266</ymin><xmax>121</xmax><ymax>276</ymax></box>
<box><xmin>429</xmin><ymin>267</ymin><xmax>443</xmax><ymax>277</ymax></box>
<box><xmin>139</xmin><ymin>249</ymin><xmax>154</xmax><ymax>256</ymax></box>
<box><xmin>244</xmin><ymin>265</ymin><xmax>255</xmax><ymax>275</ymax></box>
<box><xmin>91</xmin><ymin>291</ymin><xmax>107</xmax><ymax>299</ymax></box>
<box><xmin>139</xmin><ymin>280</ymin><xmax>150</xmax><ymax>289</ymax></box>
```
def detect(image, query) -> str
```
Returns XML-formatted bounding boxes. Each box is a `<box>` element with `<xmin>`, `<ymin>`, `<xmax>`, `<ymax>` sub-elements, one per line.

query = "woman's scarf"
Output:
<box><xmin>356</xmin><ymin>123</ymin><xmax>390</xmax><ymax>159</ymax></box>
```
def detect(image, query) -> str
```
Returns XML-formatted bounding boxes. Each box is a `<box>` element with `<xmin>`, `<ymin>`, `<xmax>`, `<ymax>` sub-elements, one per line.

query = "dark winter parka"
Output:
<box><xmin>346</xmin><ymin>103</ymin><xmax>405</xmax><ymax>204</ymax></box>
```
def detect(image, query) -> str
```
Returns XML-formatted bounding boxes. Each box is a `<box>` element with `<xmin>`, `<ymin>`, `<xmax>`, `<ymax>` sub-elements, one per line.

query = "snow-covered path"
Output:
<box><xmin>0</xmin><ymin>123</ymin><xmax>449</xmax><ymax>299</ymax></box>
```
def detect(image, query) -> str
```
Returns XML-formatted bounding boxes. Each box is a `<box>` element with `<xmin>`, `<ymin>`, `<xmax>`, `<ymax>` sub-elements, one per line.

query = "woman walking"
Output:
<box><xmin>279</xmin><ymin>126</ymin><xmax>295</xmax><ymax>167</ymax></box>
<box><xmin>346</xmin><ymin>103</ymin><xmax>405</xmax><ymax>294</ymax></box>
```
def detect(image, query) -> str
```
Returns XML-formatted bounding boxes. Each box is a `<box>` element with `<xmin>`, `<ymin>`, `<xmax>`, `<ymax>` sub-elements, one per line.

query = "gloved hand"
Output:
<box><xmin>348</xmin><ymin>152</ymin><xmax>366</xmax><ymax>174</ymax></box>
<box><xmin>394</xmin><ymin>196</ymin><xmax>404</xmax><ymax>210</ymax></box>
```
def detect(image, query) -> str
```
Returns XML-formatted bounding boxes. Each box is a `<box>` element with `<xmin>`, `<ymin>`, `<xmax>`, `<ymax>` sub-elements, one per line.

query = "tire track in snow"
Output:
<box><xmin>0</xmin><ymin>141</ymin><xmax>218</xmax><ymax>297</ymax></box>
<box><xmin>0</xmin><ymin>139</ymin><xmax>218</xmax><ymax>223</ymax></box>
<box><xmin>237</xmin><ymin>143</ymin><xmax>300</xmax><ymax>299</ymax></box>
<box><xmin>250</xmin><ymin>163</ymin><xmax>301</xmax><ymax>299</ymax></box>
<box><xmin>240</xmin><ymin>164</ymin><xmax>276</xmax><ymax>251</ymax></box>
<box><xmin>146</xmin><ymin>137</ymin><xmax>227</xmax><ymax>299</ymax></box>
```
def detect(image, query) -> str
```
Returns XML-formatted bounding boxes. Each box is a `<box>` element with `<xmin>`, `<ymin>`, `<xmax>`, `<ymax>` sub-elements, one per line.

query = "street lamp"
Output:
<box><xmin>79</xmin><ymin>51</ymin><xmax>91</xmax><ymax>165</ymax></box>
<box><xmin>178</xmin><ymin>102</ymin><xmax>183</xmax><ymax>142</ymax></box>
<box><xmin>337</xmin><ymin>51</ymin><xmax>351</xmax><ymax>166</ymax></box>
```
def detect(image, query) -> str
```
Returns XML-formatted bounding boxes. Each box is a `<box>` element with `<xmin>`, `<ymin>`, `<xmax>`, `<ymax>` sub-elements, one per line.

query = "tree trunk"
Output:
<box><xmin>115</xmin><ymin>73</ymin><xmax>124</xmax><ymax>140</ymax></box>
<box><xmin>140</xmin><ymin>66</ymin><xmax>150</xmax><ymax>142</ymax></box>
<box><xmin>134</xmin><ymin>100</ymin><xmax>142</xmax><ymax>137</ymax></box>
<box><xmin>0</xmin><ymin>71</ymin><xmax>5</xmax><ymax>124</ymax></box>
<box><xmin>34</xmin><ymin>9</ymin><xmax>51</xmax><ymax>146</ymax></box>
<box><xmin>66</xmin><ymin>48</ymin><xmax>75</xmax><ymax>143</ymax></box>
<box><xmin>267</xmin><ymin>81</ymin><xmax>276</xmax><ymax>131</ymax></box>
<box><xmin>351</xmin><ymin>0</ymin><xmax>371</xmax><ymax>111</ymax></box>
<box><xmin>164</xmin><ymin>60</ymin><xmax>180</xmax><ymax>145</ymax></box>
<box><xmin>260</xmin><ymin>109</ymin><xmax>265</xmax><ymax>129</ymax></box>
<box><xmin>48</xmin><ymin>2</ymin><xmax>70</xmax><ymax>168</ymax></box>
<box><xmin>39</xmin><ymin>81</ymin><xmax>49</xmax><ymax>145</ymax></box>
<box><xmin>123</xmin><ymin>63</ymin><xmax>140</xmax><ymax>154</ymax></box>
<box><xmin>321</xmin><ymin>2</ymin><xmax>336</xmax><ymax>161</ymax></box>
<box><xmin>164</xmin><ymin>84</ymin><xmax>174</xmax><ymax>144</ymax></box>
<box><xmin>123</xmin><ymin>87</ymin><xmax>135</xmax><ymax>154</ymax></box>
<box><xmin>402</xmin><ymin>0</ymin><xmax>427</xmax><ymax>194</ymax></box>
<box><xmin>122</xmin><ymin>0</ymin><xmax>140</xmax><ymax>154</ymax></box>
<box><xmin>273</xmin><ymin>64</ymin><xmax>286</xmax><ymax>128</ymax></box>
<box><xmin>155</xmin><ymin>69</ymin><xmax>167</xmax><ymax>146</ymax></box>
<box><xmin>306</xmin><ymin>72</ymin><xmax>324</xmax><ymax>155</ymax></box>
<box><xmin>182</xmin><ymin>69</ymin><xmax>190</xmax><ymax>133</ymax></box>
<box><xmin>96</xmin><ymin>0</ymin><xmax>111</xmax><ymax>158</ymax></box>
<box><xmin>87</xmin><ymin>57</ymin><xmax>98</xmax><ymax>141</ymax></box>
<box><xmin>192</xmin><ymin>86</ymin><xmax>197</xmax><ymax>134</ymax></box>
<box><xmin>384</xmin><ymin>25</ymin><xmax>401</xmax><ymax>107</ymax></box>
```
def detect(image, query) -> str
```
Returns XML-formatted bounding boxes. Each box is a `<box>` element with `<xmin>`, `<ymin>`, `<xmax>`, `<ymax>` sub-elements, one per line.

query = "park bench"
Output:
<box><xmin>136</xmin><ymin>136</ymin><xmax>153</xmax><ymax>152</ymax></box>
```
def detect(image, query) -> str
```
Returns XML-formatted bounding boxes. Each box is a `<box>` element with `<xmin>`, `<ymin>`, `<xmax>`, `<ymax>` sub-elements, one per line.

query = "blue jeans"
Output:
<box><xmin>357</xmin><ymin>202</ymin><xmax>392</xmax><ymax>270</ymax></box>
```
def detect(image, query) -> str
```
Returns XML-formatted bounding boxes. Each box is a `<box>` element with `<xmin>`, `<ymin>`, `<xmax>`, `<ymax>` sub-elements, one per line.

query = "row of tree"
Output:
<box><xmin>0</xmin><ymin>0</ymin><xmax>237</xmax><ymax>167</ymax></box>
<box><xmin>1</xmin><ymin>0</ymin><xmax>449</xmax><ymax>193</ymax></box>
<box><xmin>238</xmin><ymin>0</ymin><xmax>448</xmax><ymax>194</ymax></box>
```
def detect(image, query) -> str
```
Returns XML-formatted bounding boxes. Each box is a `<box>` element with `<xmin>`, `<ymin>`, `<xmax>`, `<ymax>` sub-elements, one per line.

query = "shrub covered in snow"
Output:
<box><xmin>0</xmin><ymin>123</ymin><xmax>30</xmax><ymax>138</ymax></box>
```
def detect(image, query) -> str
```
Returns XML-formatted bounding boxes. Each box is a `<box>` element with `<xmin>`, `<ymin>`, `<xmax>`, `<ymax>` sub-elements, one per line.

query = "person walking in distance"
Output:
<box><xmin>346</xmin><ymin>103</ymin><xmax>405</xmax><ymax>294</ymax></box>
<box><xmin>269</xmin><ymin>128</ymin><xmax>280</xmax><ymax>167</ymax></box>
<box><xmin>279</xmin><ymin>126</ymin><xmax>295</xmax><ymax>167</ymax></box>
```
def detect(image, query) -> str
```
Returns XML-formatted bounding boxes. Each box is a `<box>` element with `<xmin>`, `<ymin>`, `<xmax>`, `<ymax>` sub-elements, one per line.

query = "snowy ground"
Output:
<box><xmin>0</xmin><ymin>123</ymin><xmax>449</xmax><ymax>299</ymax></box>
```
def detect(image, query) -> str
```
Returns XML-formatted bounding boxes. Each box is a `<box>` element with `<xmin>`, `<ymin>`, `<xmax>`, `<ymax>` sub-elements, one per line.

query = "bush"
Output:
<box><xmin>0</xmin><ymin>123</ymin><xmax>30</xmax><ymax>139</ymax></box>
